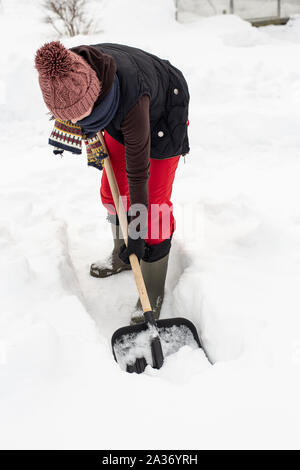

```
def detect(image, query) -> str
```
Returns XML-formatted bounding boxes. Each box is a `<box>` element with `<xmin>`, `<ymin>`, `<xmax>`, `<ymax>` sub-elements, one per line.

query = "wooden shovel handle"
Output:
<box><xmin>97</xmin><ymin>131</ymin><xmax>152</xmax><ymax>313</ymax></box>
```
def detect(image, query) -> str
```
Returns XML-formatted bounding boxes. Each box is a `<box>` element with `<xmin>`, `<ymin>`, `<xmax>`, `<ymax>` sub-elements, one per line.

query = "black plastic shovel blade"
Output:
<box><xmin>111</xmin><ymin>317</ymin><xmax>201</xmax><ymax>374</ymax></box>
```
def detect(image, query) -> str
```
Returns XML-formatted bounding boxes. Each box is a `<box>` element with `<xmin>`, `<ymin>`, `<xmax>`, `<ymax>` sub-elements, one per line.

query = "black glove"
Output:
<box><xmin>118</xmin><ymin>236</ymin><xmax>145</xmax><ymax>265</ymax></box>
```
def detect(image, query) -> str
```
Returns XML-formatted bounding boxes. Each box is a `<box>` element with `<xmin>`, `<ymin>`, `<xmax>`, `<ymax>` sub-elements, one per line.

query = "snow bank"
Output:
<box><xmin>178</xmin><ymin>0</ymin><xmax>300</xmax><ymax>20</ymax></box>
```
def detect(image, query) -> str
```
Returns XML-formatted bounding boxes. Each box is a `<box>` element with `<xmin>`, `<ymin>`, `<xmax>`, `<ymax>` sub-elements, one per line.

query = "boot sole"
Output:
<box><xmin>90</xmin><ymin>264</ymin><xmax>132</xmax><ymax>278</ymax></box>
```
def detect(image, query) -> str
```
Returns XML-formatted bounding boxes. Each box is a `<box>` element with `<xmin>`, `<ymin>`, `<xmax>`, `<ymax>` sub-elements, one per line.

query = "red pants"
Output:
<box><xmin>100</xmin><ymin>132</ymin><xmax>180</xmax><ymax>246</ymax></box>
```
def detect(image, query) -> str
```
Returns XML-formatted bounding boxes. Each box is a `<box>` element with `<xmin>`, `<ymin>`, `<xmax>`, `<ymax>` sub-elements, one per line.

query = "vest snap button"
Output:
<box><xmin>174</xmin><ymin>88</ymin><xmax>179</xmax><ymax>95</ymax></box>
<box><xmin>158</xmin><ymin>131</ymin><xmax>164</xmax><ymax>137</ymax></box>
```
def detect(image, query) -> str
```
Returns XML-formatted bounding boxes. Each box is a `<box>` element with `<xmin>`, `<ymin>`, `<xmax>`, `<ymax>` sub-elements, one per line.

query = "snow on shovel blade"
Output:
<box><xmin>111</xmin><ymin>317</ymin><xmax>201</xmax><ymax>374</ymax></box>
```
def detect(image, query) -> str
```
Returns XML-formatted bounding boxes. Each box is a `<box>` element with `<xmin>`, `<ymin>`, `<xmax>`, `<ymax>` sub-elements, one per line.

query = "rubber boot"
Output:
<box><xmin>90</xmin><ymin>223</ymin><xmax>132</xmax><ymax>278</ymax></box>
<box><xmin>130</xmin><ymin>253</ymin><xmax>169</xmax><ymax>325</ymax></box>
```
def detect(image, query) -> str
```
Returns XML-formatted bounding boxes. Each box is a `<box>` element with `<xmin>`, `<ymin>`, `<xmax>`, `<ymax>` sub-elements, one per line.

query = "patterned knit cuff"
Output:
<box><xmin>49</xmin><ymin>119</ymin><xmax>83</xmax><ymax>154</ymax></box>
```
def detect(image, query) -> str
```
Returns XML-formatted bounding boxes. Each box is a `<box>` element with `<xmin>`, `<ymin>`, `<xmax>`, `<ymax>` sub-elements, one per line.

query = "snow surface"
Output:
<box><xmin>1</xmin><ymin>0</ymin><xmax>300</xmax><ymax>450</ymax></box>
<box><xmin>178</xmin><ymin>0</ymin><xmax>300</xmax><ymax>21</ymax></box>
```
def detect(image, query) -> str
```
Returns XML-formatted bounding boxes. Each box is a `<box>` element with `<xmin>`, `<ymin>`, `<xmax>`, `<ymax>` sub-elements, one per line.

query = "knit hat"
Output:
<box><xmin>34</xmin><ymin>41</ymin><xmax>101</xmax><ymax>121</ymax></box>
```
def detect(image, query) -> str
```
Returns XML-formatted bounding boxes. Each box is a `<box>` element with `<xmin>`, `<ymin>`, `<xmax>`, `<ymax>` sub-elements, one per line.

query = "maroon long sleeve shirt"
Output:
<box><xmin>121</xmin><ymin>94</ymin><xmax>151</xmax><ymax>208</ymax></box>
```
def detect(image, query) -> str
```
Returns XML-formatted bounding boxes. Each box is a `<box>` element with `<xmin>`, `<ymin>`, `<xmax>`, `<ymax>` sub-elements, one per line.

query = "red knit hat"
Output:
<box><xmin>34</xmin><ymin>41</ymin><xmax>101</xmax><ymax>121</ymax></box>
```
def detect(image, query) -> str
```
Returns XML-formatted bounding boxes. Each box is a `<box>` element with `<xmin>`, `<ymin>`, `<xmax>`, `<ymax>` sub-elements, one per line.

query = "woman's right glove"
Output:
<box><xmin>118</xmin><ymin>236</ymin><xmax>145</xmax><ymax>265</ymax></box>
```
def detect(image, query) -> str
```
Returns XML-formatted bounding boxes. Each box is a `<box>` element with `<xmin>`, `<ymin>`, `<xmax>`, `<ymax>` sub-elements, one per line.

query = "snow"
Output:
<box><xmin>1</xmin><ymin>0</ymin><xmax>300</xmax><ymax>450</ymax></box>
<box><xmin>113</xmin><ymin>323</ymin><xmax>199</xmax><ymax>371</ymax></box>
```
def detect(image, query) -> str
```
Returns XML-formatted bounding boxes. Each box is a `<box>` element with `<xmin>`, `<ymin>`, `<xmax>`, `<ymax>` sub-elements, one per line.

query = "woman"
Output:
<box><xmin>34</xmin><ymin>41</ymin><xmax>190</xmax><ymax>324</ymax></box>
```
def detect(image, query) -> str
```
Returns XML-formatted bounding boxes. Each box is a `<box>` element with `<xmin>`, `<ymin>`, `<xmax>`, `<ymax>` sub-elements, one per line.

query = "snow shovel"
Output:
<box><xmin>97</xmin><ymin>132</ymin><xmax>202</xmax><ymax>374</ymax></box>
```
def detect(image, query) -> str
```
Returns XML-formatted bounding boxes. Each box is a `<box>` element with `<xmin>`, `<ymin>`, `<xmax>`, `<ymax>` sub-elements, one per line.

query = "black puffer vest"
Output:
<box><xmin>89</xmin><ymin>43</ymin><xmax>190</xmax><ymax>159</ymax></box>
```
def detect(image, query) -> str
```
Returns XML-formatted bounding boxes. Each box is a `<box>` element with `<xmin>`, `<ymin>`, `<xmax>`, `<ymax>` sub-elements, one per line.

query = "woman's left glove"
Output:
<box><xmin>118</xmin><ymin>236</ymin><xmax>145</xmax><ymax>265</ymax></box>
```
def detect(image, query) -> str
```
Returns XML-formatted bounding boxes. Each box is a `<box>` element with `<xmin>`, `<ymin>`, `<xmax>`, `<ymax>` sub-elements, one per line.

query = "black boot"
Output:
<box><xmin>90</xmin><ymin>223</ymin><xmax>132</xmax><ymax>278</ymax></box>
<box><xmin>130</xmin><ymin>253</ymin><xmax>169</xmax><ymax>325</ymax></box>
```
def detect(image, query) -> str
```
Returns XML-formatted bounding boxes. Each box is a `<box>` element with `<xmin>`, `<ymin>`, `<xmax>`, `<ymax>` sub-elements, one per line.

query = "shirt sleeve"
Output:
<box><xmin>120</xmin><ymin>94</ymin><xmax>151</xmax><ymax>209</ymax></box>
